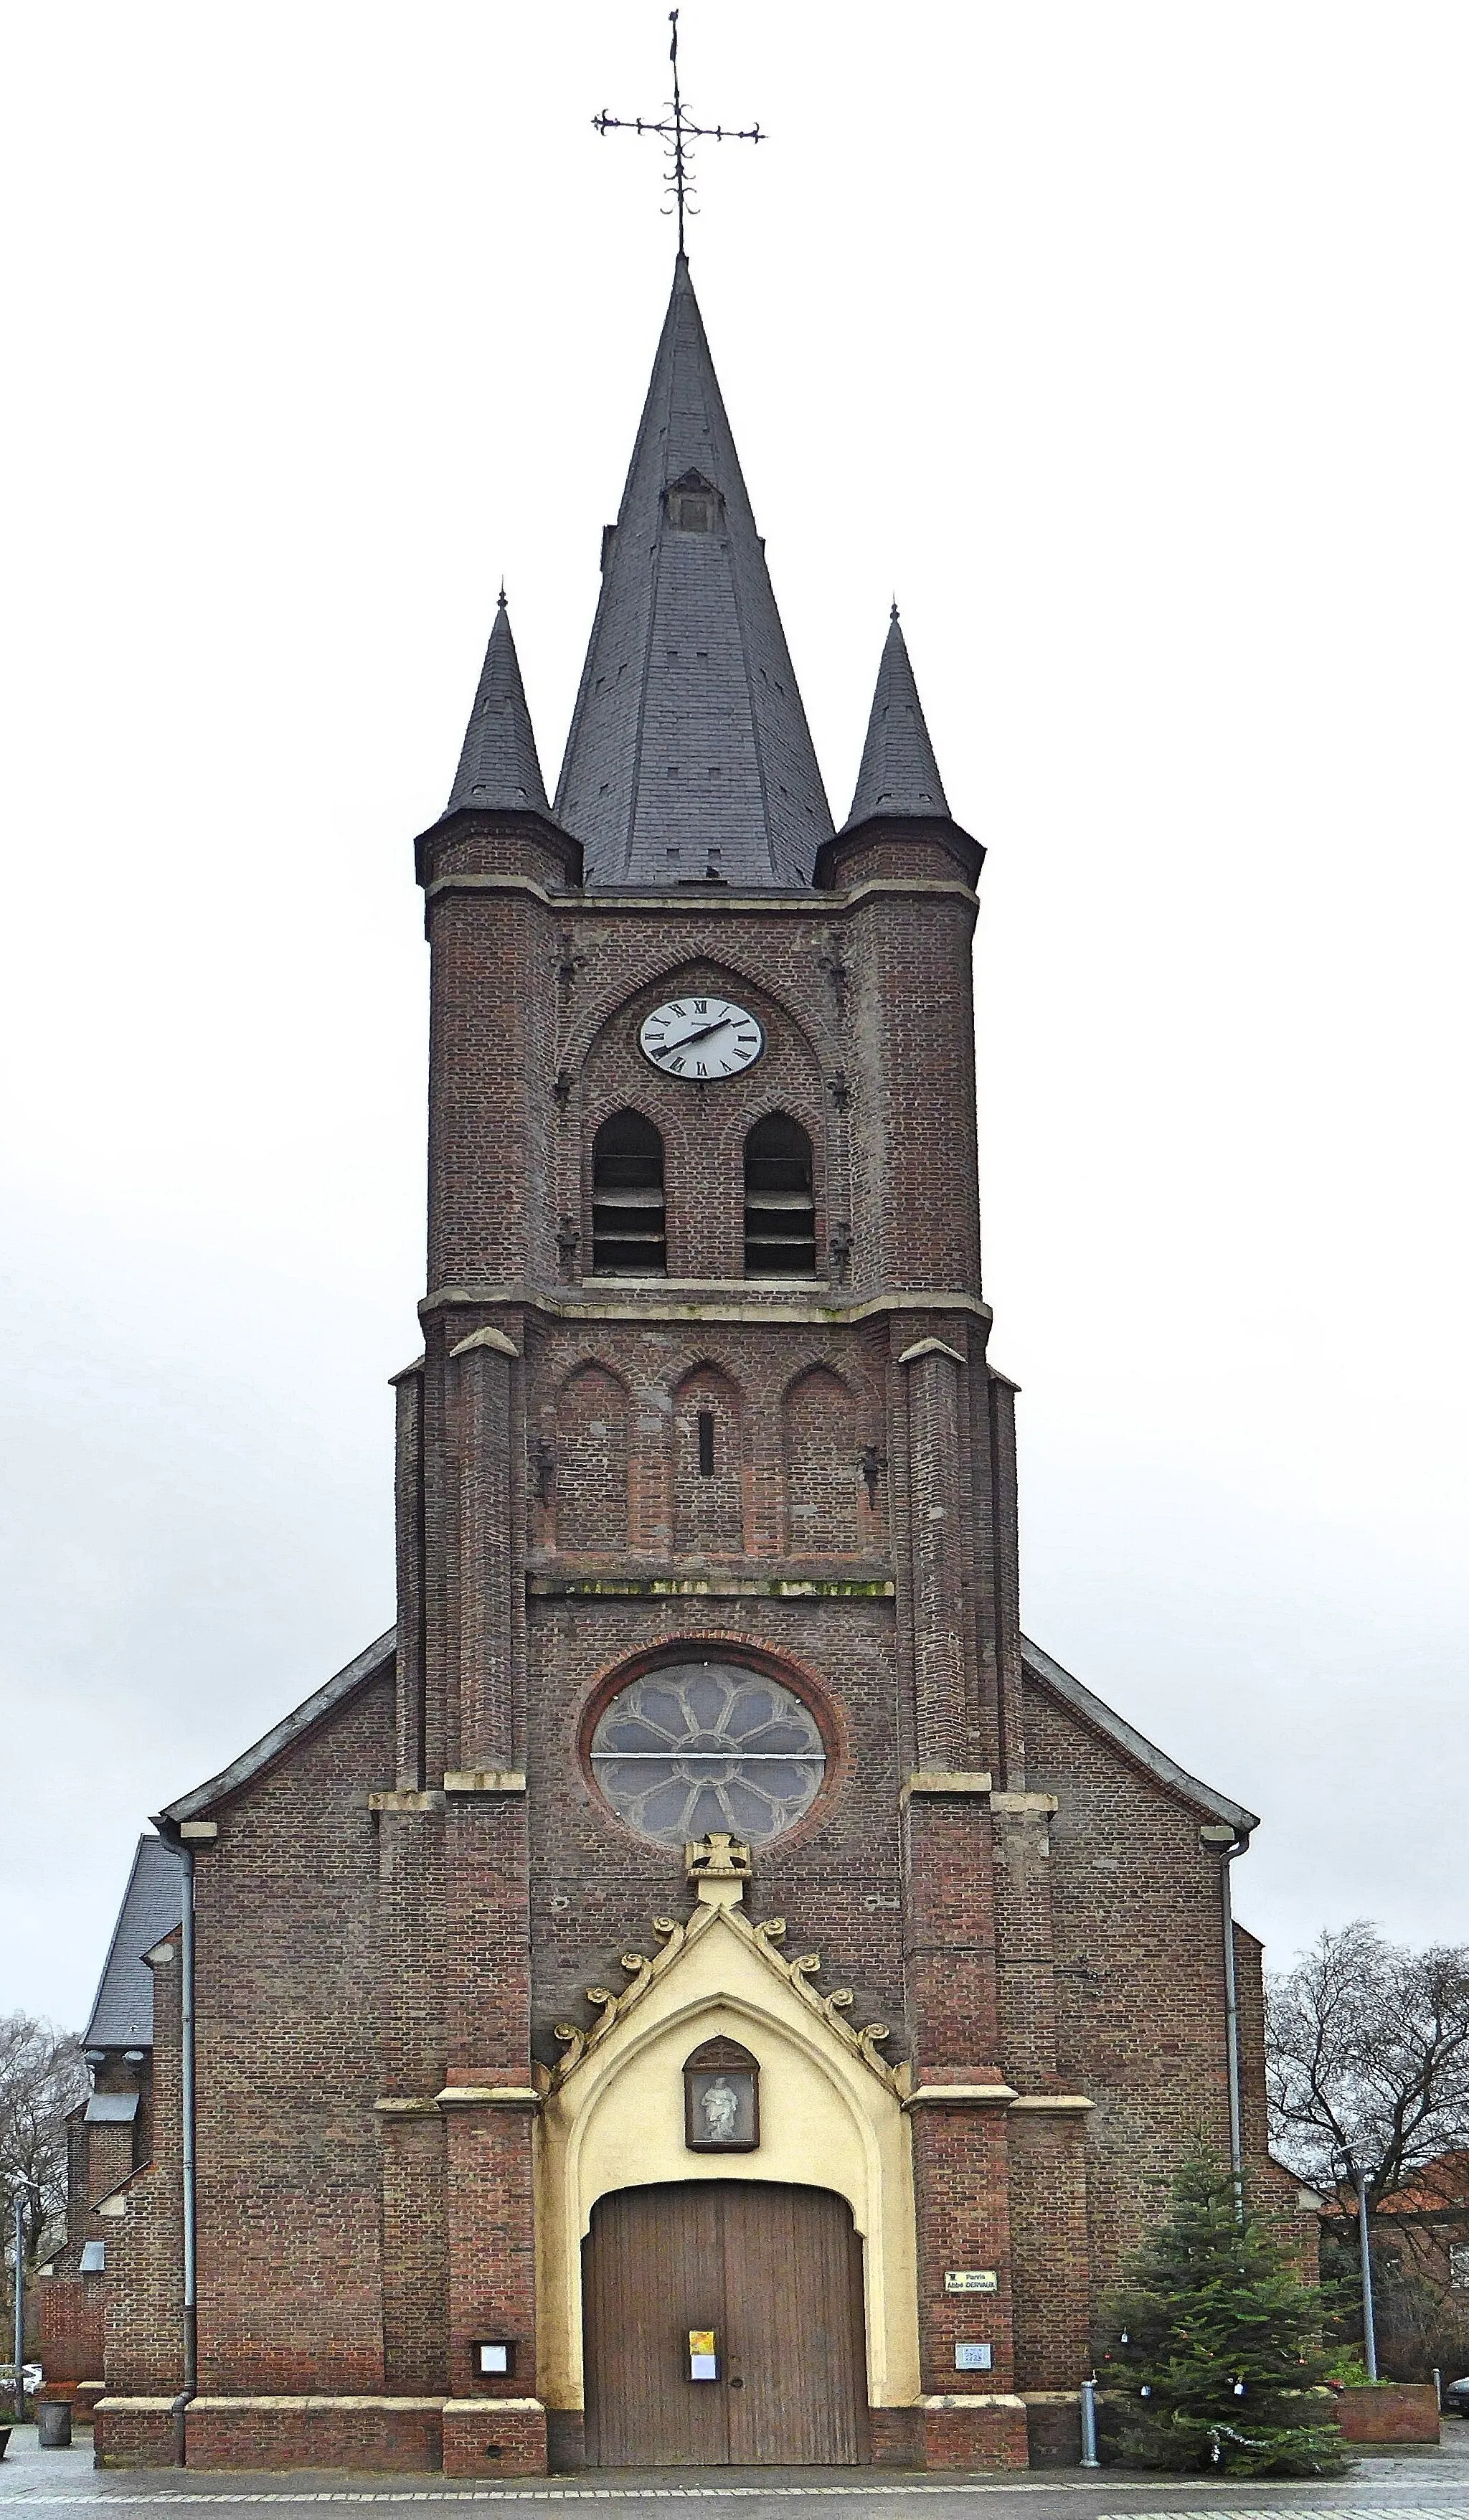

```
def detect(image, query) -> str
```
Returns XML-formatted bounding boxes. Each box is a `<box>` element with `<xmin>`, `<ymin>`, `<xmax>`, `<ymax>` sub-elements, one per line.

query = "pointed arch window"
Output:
<box><xmin>592</xmin><ymin>1112</ymin><xmax>666</xmax><ymax>1275</ymax></box>
<box><xmin>743</xmin><ymin>1115</ymin><xmax>816</xmax><ymax>1277</ymax></box>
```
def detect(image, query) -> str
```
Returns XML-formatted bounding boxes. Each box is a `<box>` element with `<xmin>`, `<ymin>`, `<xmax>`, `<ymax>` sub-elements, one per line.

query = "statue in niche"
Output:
<box><xmin>701</xmin><ymin>2076</ymin><xmax>740</xmax><ymax>2141</ymax></box>
<box><xmin>684</xmin><ymin>2035</ymin><xmax>760</xmax><ymax>2151</ymax></box>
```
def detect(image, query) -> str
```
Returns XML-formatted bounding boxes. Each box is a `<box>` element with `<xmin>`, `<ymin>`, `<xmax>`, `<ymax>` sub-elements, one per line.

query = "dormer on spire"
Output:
<box><xmin>445</xmin><ymin>590</ymin><xmax>552</xmax><ymax>818</ymax></box>
<box><xmin>841</xmin><ymin>607</ymin><xmax>950</xmax><ymax>830</ymax></box>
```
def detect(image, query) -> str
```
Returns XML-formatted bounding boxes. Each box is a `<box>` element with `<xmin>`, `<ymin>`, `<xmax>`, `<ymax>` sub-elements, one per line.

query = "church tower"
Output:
<box><xmin>68</xmin><ymin>248</ymin><xmax>1301</xmax><ymax>2483</ymax></box>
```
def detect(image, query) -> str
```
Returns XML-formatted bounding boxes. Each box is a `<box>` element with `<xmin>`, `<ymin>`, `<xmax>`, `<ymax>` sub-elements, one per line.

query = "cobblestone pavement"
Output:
<box><xmin>1</xmin><ymin>2429</ymin><xmax>1466</xmax><ymax>2520</ymax></box>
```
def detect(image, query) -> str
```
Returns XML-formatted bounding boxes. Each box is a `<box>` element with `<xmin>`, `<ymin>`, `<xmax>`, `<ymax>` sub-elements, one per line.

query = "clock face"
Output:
<box><xmin>639</xmin><ymin>996</ymin><xmax>764</xmax><ymax>1080</ymax></box>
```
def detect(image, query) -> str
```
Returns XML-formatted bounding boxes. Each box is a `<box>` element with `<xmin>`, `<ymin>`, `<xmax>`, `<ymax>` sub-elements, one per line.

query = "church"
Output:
<box><xmin>44</xmin><ymin>247</ymin><xmax>1315</xmax><ymax>2475</ymax></box>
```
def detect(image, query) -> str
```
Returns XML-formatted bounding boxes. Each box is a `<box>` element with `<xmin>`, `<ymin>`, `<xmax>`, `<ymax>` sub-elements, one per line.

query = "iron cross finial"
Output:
<box><xmin>593</xmin><ymin>9</ymin><xmax>765</xmax><ymax>260</ymax></box>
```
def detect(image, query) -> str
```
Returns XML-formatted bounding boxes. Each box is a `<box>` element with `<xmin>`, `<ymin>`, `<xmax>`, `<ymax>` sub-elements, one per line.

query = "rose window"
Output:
<box><xmin>589</xmin><ymin>1661</ymin><xmax>826</xmax><ymax>1849</ymax></box>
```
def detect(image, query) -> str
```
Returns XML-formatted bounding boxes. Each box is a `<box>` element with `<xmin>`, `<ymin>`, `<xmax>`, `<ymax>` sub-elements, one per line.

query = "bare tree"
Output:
<box><xmin>0</xmin><ymin>2012</ymin><xmax>88</xmax><ymax>2306</ymax></box>
<box><xmin>1267</xmin><ymin>1921</ymin><xmax>1469</xmax><ymax>2197</ymax></box>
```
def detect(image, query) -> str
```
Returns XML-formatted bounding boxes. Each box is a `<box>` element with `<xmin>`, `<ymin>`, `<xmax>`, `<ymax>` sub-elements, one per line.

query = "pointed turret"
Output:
<box><xmin>555</xmin><ymin>255</ymin><xmax>833</xmax><ymax>888</ymax></box>
<box><xmin>445</xmin><ymin>590</ymin><xmax>552</xmax><ymax>818</ymax></box>
<box><xmin>816</xmin><ymin>605</ymin><xmax>982</xmax><ymax>892</ymax></box>
<box><xmin>841</xmin><ymin>607</ymin><xmax>950</xmax><ymax>830</ymax></box>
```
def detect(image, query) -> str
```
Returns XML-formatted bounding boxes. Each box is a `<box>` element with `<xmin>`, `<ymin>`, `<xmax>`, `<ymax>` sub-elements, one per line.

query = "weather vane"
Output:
<box><xmin>593</xmin><ymin>10</ymin><xmax>765</xmax><ymax>258</ymax></box>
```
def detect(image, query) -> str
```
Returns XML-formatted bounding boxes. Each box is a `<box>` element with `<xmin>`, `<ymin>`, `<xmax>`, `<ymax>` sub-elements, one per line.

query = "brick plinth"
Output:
<box><xmin>1336</xmin><ymin>2384</ymin><xmax>1440</xmax><ymax>2443</ymax></box>
<box><xmin>186</xmin><ymin>2397</ymin><xmax>445</xmax><ymax>2471</ymax></box>
<box><xmin>1021</xmin><ymin>2392</ymin><xmax>1082</xmax><ymax>2467</ymax></box>
<box><xmin>866</xmin><ymin>2405</ymin><xmax>922</xmax><ymax>2466</ymax></box>
<box><xmin>441</xmin><ymin>2398</ymin><xmax>547</xmax><ymax>2476</ymax></box>
<box><xmin>95</xmin><ymin>2395</ymin><xmax>451</xmax><ymax>2472</ymax></box>
<box><xmin>92</xmin><ymin>2399</ymin><xmax>176</xmax><ymax>2468</ymax></box>
<box><xmin>917</xmin><ymin>2394</ymin><xmax>1029</xmax><ymax>2468</ymax></box>
<box><xmin>545</xmin><ymin>2408</ymin><xmax>585</xmax><ymax>2471</ymax></box>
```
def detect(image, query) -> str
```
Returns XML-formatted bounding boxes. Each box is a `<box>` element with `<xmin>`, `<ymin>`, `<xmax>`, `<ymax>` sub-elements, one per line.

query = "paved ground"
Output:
<box><xmin>1</xmin><ymin>2428</ymin><xmax>1466</xmax><ymax>2520</ymax></box>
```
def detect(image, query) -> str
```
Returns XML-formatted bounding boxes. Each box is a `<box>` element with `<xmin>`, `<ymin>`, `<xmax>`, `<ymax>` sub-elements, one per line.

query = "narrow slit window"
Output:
<box><xmin>592</xmin><ymin>1112</ymin><xmax>666</xmax><ymax>1277</ymax></box>
<box><xmin>697</xmin><ymin>1410</ymin><xmax>716</xmax><ymax>1476</ymax></box>
<box><xmin>743</xmin><ymin>1115</ymin><xmax>816</xmax><ymax>1278</ymax></box>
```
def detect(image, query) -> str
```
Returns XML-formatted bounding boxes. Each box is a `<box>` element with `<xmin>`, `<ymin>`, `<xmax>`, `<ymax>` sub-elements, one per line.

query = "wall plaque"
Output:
<box><xmin>945</xmin><ymin>2269</ymin><xmax>998</xmax><ymax>2292</ymax></box>
<box><xmin>955</xmin><ymin>2341</ymin><xmax>993</xmax><ymax>2372</ymax></box>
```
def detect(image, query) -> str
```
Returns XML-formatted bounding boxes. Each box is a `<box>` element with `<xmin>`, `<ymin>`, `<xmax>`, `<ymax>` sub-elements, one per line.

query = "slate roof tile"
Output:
<box><xmin>82</xmin><ymin>1835</ymin><xmax>183</xmax><ymax>2052</ymax></box>
<box><xmin>445</xmin><ymin>591</ymin><xmax>552</xmax><ymax>818</ymax></box>
<box><xmin>843</xmin><ymin>607</ymin><xmax>951</xmax><ymax>831</ymax></box>
<box><xmin>554</xmin><ymin>255</ymin><xmax>833</xmax><ymax>888</ymax></box>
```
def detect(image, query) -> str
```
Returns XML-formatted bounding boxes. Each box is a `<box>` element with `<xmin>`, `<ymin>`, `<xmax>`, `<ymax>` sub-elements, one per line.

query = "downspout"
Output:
<box><xmin>1202</xmin><ymin>1822</ymin><xmax>1251</xmax><ymax>2215</ymax></box>
<box><xmin>160</xmin><ymin>1834</ymin><xmax>197</xmax><ymax>2465</ymax></box>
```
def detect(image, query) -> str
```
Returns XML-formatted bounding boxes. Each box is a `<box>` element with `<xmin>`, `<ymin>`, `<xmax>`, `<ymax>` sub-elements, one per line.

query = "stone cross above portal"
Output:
<box><xmin>686</xmin><ymin>1831</ymin><xmax>752</xmax><ymax>1905</ymax></box>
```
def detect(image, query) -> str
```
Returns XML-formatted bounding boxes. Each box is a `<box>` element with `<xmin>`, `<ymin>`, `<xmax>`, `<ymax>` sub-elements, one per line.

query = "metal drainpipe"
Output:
<box><xmin>167</xmin><ymin>1838</ymin><xmax>197</xmax><ymax>2465</ymax></box>
<box><xmin>1204</xmin><ymin>1823</ymin><xmax>1251</xmax><ymax>2216</ymax></box>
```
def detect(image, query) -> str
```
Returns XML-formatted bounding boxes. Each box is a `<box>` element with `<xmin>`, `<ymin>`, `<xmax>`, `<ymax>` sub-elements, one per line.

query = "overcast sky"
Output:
<box><xmin>2</xmin><ymin>2</ymin><xmax>1465</xmax><ymax>2030</ymax></box>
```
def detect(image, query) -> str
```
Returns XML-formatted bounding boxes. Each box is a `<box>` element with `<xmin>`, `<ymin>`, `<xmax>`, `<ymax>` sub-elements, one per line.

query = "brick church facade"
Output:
<box><xmin>52</xmin><ymin>255</ymin><xmax>1310</xmax><ymax>2473</ymax></box>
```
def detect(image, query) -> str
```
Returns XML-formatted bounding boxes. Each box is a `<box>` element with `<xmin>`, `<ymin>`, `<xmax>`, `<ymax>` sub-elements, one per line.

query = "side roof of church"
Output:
<box><xmin>81</xmin><ymin>1833</ymin><xmax>182</xmax><ymax>2052</ymax></box>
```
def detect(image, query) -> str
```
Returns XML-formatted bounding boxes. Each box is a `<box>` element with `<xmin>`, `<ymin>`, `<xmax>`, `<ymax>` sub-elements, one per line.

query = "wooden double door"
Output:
<box><xmin>582</xmin><ymin>2180</ymin><xmax>869</xmax><ymax>2467</ymax></box>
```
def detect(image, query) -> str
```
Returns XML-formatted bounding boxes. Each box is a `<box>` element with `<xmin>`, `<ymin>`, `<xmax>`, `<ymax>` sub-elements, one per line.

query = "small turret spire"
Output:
<box><xmin>842</xmin><ymin>608</ymin><xmax>950</xmax><ymax>831</ymax></box>
<box><xmin>445</xmin><ymin>590</ymin><xmax>551</xmax><ymax>818</ymax></box>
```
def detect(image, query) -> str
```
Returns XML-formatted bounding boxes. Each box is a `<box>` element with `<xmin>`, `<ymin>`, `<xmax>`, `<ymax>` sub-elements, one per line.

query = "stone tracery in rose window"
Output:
<box><xmin>589</xmin><ymin>1661</ymin><xmax>825</xmax><ymax>1848</ymax></box>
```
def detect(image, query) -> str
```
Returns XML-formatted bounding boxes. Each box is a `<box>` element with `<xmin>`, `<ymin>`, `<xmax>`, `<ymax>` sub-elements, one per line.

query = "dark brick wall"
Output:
<box><xmin>102</xmin><ymin>1941</ymin><xmax>184</xmax><ymax>2394</ymax></box>
<box><xmin>1024</xmin><ymin>1676</ymin><xmax>1238</xmax><ymax>2328</ymax></box>
<box><xmin>1008</xmin><ymin>2113</ymin><xmax>1091</xmax><ymax>2389</ymax></box>
<box><xmin>38</xmin><ymin>2276</ymin><xmax>105</xmax><ymax>2383</ymax></box>
<box><xmin>910</xmin><ymin>2105</ymin><xmax>1016</xmax><ymax>2392</ymax></box>
<box><xmin>192</xmin><ymin>1672</ymin><xmax>395</xmax><ymax>2394</ymax></box>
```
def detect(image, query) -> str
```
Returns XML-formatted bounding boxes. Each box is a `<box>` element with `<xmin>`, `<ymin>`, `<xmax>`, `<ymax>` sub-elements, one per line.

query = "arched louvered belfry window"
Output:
<box><xmin>592</xmin><ymin>1112</ymin><xmax>666</xmax><ymax>1275</ymax></box>
<box><xmin>743</xmin><ymin>1115</ymin><xmax>816</xmax><ymax>1278</ymax></box>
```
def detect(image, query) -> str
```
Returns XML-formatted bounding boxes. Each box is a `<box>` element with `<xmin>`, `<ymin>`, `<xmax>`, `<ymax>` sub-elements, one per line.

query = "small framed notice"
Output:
<box><xmin>945</xmin><ymin>2269</ymin><xmax>998</xmax><ymax>2293</ymax></box>
<box><xmin>955</xmin><ymin>2341</ymin><xmax>993</xmax><ymax>2372</ymax></box>
<box><xmin>689</xmin><ymin>2328</ymin><xmax>718</xmax><ymax>2381</ymax></box>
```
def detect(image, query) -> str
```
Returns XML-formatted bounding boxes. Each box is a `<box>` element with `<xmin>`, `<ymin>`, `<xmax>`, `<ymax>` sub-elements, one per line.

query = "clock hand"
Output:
<box><xmin>671</xmin><ymin>1014</ymin><xmax>735</xmax><ymax>1047</ymax></box>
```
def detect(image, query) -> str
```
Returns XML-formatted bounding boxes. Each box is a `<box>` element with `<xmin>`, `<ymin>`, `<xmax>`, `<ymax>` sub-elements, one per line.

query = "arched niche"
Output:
<box><xmin>782</xmin><ymin>1364</ymin><xmax>860</xmax><ymax>1553</ymax></box>
<box><xmin>553</xmin><ymin>1362</ymin><xmax>632</xmax><ymax>1552</ymax></box>
<box><xmin>671</xmin><ymin>1363</ymin><xmax>745</xmax><ymax>1556</ymax></box>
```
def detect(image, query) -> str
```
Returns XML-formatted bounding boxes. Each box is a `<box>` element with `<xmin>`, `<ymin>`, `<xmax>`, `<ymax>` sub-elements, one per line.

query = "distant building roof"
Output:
<box><xmin>82</xmin><ymin>1835</ymin><xmax>183</xmax><ymax>2052</ymax></box>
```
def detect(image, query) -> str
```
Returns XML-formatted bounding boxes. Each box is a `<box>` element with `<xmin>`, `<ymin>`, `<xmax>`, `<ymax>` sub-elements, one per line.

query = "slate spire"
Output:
<box><xmin>445</xmin><ymin>590</ymin><xmax>552</xmax><ymax>818</ymax></box>
<box><xmin>842</xmin><ymin>606</ymin><xmax>950</xmax><ymax>830</ymax></box>
<box><xmin>555</xmin><ymin>255</ymin><xmax>833</xmax><ymax>888</ymax></box>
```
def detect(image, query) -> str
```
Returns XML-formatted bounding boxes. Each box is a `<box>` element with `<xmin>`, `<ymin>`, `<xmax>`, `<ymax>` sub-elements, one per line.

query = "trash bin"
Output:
<box><xmin>38</xmin><ymin>2400</ymin><xmax>72</xmax><ymax>2448</ymax></box>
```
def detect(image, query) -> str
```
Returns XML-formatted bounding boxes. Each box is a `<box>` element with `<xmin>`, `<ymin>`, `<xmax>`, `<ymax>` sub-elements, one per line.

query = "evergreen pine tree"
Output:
<box><xmin>1100</xmin><ymin>2144</ymin><xmax>1346</xmax><ymax>2476</ymax></box>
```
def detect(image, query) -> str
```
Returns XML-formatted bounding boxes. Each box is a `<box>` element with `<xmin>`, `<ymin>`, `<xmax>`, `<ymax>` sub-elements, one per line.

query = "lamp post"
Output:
<box><xmin>11</xmin><ymin>2191</ymin><xmax>24</xmax><ymax>2425</ymax></box>
<box><xmin>1356</xmin><ymin>2169</ymin><xmax>1379</xmax><ymax>2381</ymax></box>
